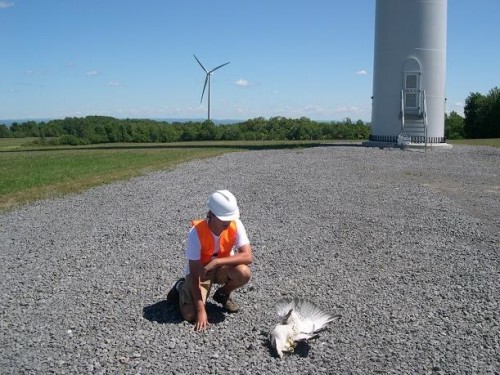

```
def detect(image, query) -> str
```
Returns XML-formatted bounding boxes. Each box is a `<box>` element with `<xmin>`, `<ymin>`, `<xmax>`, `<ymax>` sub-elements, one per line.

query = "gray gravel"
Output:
<box><xmin>1</xmin><ymin>143</ymin><xmax>499</xmax><ymax>374</ymax></box>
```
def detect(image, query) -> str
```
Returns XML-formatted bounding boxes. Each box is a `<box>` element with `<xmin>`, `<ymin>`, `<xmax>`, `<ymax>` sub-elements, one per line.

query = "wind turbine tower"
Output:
<box><xmin>366</xmin><ymin>0</ymin><xmax>451</xmax><ymax>148</ymax></box>
<box><xmin>194</xmin><ymin>54</ymin><xmax>230</xmax><ymax>121</ymax></box>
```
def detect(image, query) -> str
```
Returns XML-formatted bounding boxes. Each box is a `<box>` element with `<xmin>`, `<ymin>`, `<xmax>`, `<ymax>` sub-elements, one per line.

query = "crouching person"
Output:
<box><xmin>167</xmin><ymin>190</ymin><xmax>253</xmax><ymax>331</ymax></box>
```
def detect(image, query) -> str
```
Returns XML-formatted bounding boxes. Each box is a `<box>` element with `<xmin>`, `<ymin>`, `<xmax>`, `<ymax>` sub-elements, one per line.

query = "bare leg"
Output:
<box><xmin>178</xmin><ymin>277</ymin><xmax>211</xmax><ymax>322</ymax></box>
<box><xmin>180</xmin><ymin>302</ymin><xmax>196</xmax><ymax>322</ymax></box>
<box><xmin>216</xmin><ymin>264</ymin><xmax>251</xmax><ymax>295</ymax></box>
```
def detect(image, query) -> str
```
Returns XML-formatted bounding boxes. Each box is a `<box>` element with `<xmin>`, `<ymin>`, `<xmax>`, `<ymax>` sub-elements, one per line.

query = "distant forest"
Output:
<box><xmin>0</xmin><ymin>116</ymin><xmax>371</xmax><ymax>145</ymax></box>
<box><xmin>2</xmin><ymin>87</ymin><xmax>497</xmax><ymax>144</ymax></box>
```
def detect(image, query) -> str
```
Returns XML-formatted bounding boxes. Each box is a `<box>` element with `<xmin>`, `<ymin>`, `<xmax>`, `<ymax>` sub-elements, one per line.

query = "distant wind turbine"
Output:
<box><xmin>193</xmin><ymin>54</ymin><xmax>230</xmax><ymax>121</ymax></box>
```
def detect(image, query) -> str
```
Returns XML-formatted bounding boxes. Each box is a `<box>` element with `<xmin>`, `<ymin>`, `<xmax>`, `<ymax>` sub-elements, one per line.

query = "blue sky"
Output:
<box><xmin>1</xmin><ymin>0</ymin><xmax>499</xmax><ymax>122</ymax></box>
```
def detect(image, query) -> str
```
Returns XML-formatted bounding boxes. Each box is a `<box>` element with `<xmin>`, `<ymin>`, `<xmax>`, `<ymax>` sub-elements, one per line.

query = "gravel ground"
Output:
<box><xmin>1</xmin><ymin>143</ymin><xmax>499</xmax><ymax>374</ymax></box>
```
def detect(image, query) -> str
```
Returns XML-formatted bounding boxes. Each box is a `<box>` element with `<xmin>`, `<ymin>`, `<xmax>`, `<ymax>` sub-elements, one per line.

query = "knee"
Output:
<box><xmin>235</xmin><ymin>264</ymin><xmax>252</xmax><ymax>283</ymax></box>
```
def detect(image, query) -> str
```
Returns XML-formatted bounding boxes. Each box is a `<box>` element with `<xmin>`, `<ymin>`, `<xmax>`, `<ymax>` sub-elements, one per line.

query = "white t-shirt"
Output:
<box><xmin>184</xmin><ymin>218</ymin><xmax>250</xmax><ymax>274</ymax></box>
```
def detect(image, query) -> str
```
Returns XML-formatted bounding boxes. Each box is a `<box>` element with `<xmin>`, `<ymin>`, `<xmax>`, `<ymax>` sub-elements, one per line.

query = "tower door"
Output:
<box><xmin>404</xmin><ymin>72</ymin><xmax>421</xmax><ymax>114</ymax></box>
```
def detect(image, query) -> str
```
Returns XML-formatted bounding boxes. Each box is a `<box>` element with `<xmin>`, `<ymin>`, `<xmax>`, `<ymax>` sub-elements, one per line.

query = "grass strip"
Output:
<box><xmin>0</xmin><ymin>147</ymin><xmax>237</xmax><ymax>211</ymax></box>
<box><xmin>448</xmin><ymin>138</ymin><xmax>500</xmax><ymax>148</ymax></box>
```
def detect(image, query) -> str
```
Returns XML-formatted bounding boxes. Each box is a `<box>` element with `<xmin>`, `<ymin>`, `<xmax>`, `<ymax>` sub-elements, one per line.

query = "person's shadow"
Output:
<box><xmin>142</xmin><ymin>300</ymin><xmax>226</xmax><ymax>325</ymax></box>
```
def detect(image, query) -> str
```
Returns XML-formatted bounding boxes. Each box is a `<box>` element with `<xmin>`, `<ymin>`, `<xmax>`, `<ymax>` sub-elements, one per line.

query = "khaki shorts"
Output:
<box><xmin>179</xmin><ymin>265</ymin><xmax>232</xmax><ymax>306</ymax></box>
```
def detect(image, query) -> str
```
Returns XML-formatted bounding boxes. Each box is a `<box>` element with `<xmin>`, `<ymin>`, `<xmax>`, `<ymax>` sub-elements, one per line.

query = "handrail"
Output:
<box><xmin>400</xmin><ymin>89</ymin><xmax>405</xmax><ymax>134</ymax></box>
<box><xmin>422</xmin><ymin>90</ymin><xmax>428</xmax><ymax>151</ymax></box>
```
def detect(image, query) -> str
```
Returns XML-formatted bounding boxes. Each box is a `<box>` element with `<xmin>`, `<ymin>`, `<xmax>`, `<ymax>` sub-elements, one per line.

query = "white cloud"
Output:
<box><xmin>25</xmin><ymin>69</ymin><xmax>47</xmax><ymax>75</ymax></box>
<box><xmin>235</xmin><ymin>79</ymin><xmax>249</xmax><ymax>87</ymax></box>
<box><xmin>451</xmin><ymin>102</ymin><xmax>464</xmax><ymax>116</ymax></box>
<box><xmin>335</xmin><ymin>106</ymin><xmax>360</xmax><ymax>113</ymax></box>
<box><xmin>356</xmin><ymin>70</ymin><xmax>368</xmax><ymax>75</ymax></box>
<box><xmin>86</xmin><ymin>70</ymin><xmax>99</xmax><ymax>76</ymax></box>
<box><xmin>106</xmin><ymin>80</ymin><xmax>121</xmax><ymax>86</ymax></box>
<box><xmin>303</xmin><ymin>104</ymin><xmax>326</xmax><ymax>114</ymax></box>
<box><xmin>0</xmin><ymin>1</ymin><xmax>14</xmax><ymax>9</ymax></box>
<box><xmin>278</xmin><ymin>104</ymin><xmax>366</xmax><ymax>121</ymax></box>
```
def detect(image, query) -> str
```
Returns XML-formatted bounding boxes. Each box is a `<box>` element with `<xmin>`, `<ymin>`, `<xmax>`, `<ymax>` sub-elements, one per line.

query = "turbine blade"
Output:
<box><xmin>200</xmin><ymin>74</ymin><xmax>209</xmax><ymax>103</ymax></box>
<box><xmin>209</xmin><ymin>61</ymin><xmax>230</xmax><ymax>74</ymax></box>
<box><xmin>193</xmin><ymin>54</ymin><xmax>208</xmax><ymax>73</ymax></box>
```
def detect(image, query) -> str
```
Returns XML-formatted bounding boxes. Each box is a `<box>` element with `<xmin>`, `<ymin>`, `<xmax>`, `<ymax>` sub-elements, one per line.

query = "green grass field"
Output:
<box><xmin>1</xmin><ymin>138</ymin><xmax>498</xmax><ymax>212</ymax></box>
<box><xmin>0</xmin><ymin>147</ymin><xmax>242</xmax><ymax>211</ymax></box>
<box><xmin>0</xmin><ymin>137</ymin><xmax>41</xmax><ymax>150</ymax></box>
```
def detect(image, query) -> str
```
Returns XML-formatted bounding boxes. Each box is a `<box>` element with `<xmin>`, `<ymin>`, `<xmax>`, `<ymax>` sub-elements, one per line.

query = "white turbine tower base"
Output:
<box><xmin>193</xmin><ymin>54</ymin><xmax>230</xmax><ymax>122</ymax></box>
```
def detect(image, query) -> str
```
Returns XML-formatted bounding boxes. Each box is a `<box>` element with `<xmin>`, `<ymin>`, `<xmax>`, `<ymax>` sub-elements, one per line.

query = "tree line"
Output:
<box><xmin>1</xmin><ymin>87</ymin><xmax>497</xmax><ymax>143</ymax></box>
<box><xmin>0</xmin><ymin>116</ymin><xmax>371</xmax><ymax>145</ymax></box>
<box><xmin>445</xmin><ymin>87</ymin><xmax>499</xmax><ymax>139</ymax></box>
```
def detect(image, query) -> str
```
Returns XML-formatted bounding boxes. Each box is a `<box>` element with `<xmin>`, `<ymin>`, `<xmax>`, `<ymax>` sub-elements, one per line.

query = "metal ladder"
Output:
<box><xmin>400</xmin><ymin>89</ymin><xmax>428</xmax><ymax>151</ymax></box>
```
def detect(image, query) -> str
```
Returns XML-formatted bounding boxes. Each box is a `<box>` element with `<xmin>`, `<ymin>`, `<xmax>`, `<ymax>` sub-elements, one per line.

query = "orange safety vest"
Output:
<box><xmin>191</xmin><ymin>219</ymin><xmax>238</xmax><ymax>265</ymax></box>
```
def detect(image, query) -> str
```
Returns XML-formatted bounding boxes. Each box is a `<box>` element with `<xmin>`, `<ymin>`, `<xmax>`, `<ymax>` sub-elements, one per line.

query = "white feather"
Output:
<box><xmin>270</xmin><ymin>298</ymin><xmax>340</xmax><ymax>359</ymax></box>
<box><xmin>277</xmin><ymin>298</ymin><xmax>336</xmax><ymax>334</ymax></box>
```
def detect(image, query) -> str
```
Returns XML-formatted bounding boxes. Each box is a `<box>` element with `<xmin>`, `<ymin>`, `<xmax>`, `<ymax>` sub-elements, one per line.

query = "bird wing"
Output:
<box><xmin>276</xmin><ymin>299</ymin><xmax>296</xmax><ymax>321</ymax></box>
<box><xmin>276</xmin><ymin>299</ymin><xmax>339</xmax><ymax>334</ymax></box>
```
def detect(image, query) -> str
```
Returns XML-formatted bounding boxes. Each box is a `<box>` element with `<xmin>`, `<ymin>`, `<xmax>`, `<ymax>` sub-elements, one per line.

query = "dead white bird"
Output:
<box><xmin>269</xmin><ymin>298</ymin><xmax>340</xmax><ymax>359</ymax></box>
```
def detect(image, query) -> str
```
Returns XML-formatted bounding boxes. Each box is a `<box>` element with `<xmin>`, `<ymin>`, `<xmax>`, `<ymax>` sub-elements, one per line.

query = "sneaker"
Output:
<box><xmin>166</xmin><ymin>278</ymin><xmax>185</xmax><ymax>303</ymax></box>
<box><xmin>213</xmin><ymin>289</ymin><xmax>239</xmax><ymax>313</ymax></box>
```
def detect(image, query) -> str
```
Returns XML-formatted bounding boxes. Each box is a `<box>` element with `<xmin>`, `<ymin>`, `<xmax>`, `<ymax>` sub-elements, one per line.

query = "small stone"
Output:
<box><xmin>118</xmin><ymin>356</ymin><xmax>129</xmax><ymax>364</ymax></box>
